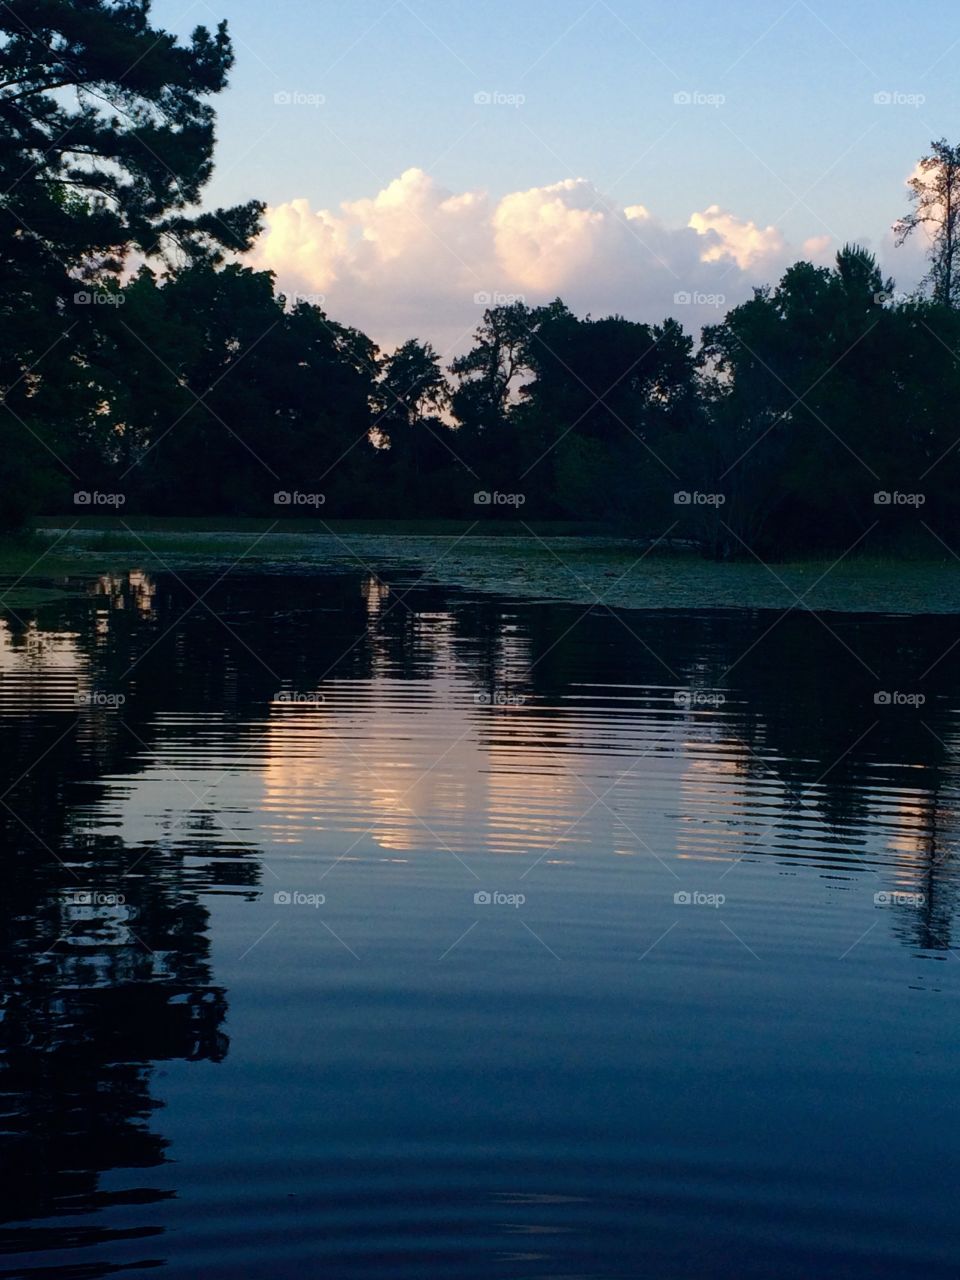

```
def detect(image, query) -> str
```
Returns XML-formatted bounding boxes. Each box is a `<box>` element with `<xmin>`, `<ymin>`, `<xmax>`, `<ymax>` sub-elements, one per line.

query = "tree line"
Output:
<box><xmin>3</xmin><ymin>1</ymin><xmax>960</xmax><ymax>557</ymax></box>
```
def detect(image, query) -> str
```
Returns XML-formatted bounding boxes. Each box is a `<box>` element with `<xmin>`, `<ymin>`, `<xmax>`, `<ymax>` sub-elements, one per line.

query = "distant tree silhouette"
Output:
<box><xmin>895</xmin><ymin>138</ymin><xmax>960</xmax><ymax>308</ymax></box>
<box><xmin>449</xmin><ymin>302</ymin><xmax>537</xmax><ymax>435</ymax></box>
<box><xmin>0</xmin><ymin>22</ymin><xmax>957</xmax><ymax>563</ymax></box>
<box><xmin>376</xmin><ymin>339</ymin><xmax>448</xmax><ymax>439</ymax></box>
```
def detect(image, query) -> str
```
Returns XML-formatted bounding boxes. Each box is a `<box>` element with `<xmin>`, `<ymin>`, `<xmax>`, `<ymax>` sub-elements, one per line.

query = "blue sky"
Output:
<box><xmin>153</xmin><ymin>0</ymin><xmax>960</xmax><ymax>346</ymax></box>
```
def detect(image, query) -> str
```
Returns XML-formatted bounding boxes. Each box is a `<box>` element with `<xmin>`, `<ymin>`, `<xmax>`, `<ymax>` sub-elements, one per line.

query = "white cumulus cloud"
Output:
<box><xmin>687</xmin><ymin>205</ymin><xmax>785</xmax><ymax>270</ymax></box>
<box><xmin>251</xmin><ymin>168</ymin><xmax>840</xmax><ymax>353</ymax></box>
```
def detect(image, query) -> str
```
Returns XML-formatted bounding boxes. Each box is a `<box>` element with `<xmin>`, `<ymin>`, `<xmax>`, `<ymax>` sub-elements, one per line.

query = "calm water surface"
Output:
<box><xmin>1</xmin><ymin>568</ymin><xmax>959</xmax><ymax>1278</ymax></box>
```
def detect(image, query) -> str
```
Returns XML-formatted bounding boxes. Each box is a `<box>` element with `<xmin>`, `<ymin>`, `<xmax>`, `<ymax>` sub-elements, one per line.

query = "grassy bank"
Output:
<box><xmin>0</xmin><ymin>518</ymin><xmax>958</xmax><ymax>614</ymax></box>
<box><xmin>33</xmin><ymin>515</ymin><xmax>612</xmax><ymax>537</ymax></box>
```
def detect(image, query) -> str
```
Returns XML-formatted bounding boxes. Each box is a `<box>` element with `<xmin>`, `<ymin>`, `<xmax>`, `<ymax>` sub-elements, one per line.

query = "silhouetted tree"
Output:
<box><xmin>0</xmin><ymin>0</ymin><xmax>263</xmax><ymax>527</ymax></box>
<box><xmin>895</xmin><ymin>138</ymin><xmax>960</xmax><ymax>308</ymax></box>
<box><xmin>449</xmin><ymin>302</ymin><xmax>537</xmax><ymax>438</ymax></box>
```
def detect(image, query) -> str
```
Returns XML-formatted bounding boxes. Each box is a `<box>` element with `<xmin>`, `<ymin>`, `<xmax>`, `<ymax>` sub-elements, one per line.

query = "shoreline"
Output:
<box><xmin>0</xmin><ymin>521</ymin><xmax>957</xmax><ymax>615</ymax></box>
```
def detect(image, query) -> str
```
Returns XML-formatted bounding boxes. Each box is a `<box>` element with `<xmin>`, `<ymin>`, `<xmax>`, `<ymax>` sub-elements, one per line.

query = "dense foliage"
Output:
<box><xmin>0</xmin><ymin>0</ymin><xmax>262</xmax><ymax>528</ymax></box>
<box><xmin>2</xmin><ymin>4</ymin><xmax>959</xmax><ymax>557</ymax></box>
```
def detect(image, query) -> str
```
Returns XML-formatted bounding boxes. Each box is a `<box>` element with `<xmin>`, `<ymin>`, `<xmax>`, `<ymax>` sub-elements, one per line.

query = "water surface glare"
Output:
<box><xmin>1</xmin><ymin>568</ymin><xmax>959</xmax><ymax>1278</ymax></box>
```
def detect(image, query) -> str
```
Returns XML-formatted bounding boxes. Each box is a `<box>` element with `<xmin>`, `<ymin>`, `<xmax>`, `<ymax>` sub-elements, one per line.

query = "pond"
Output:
<box><xmin>1</xmin><ymin>566</ymin><xmax>958</xmax><ymax>1278</ymax></box>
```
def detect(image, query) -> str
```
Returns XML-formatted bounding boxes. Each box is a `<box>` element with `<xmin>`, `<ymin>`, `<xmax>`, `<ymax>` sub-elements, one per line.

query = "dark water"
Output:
<box><xmin>1</xmin><ymin>568</ymin><xmax>959</xmax><ymax>1278</ymax></box>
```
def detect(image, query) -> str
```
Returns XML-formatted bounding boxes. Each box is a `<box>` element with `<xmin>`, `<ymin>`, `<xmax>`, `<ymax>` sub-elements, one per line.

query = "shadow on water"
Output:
<box><xmin>0</xmin><ymin>567</ymin><xmax>958</xmax><ymax>1277</ymax></box>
